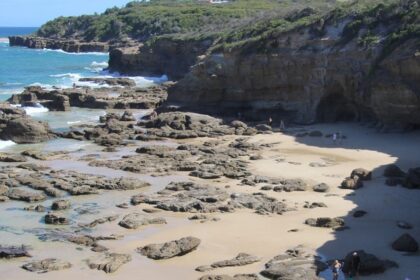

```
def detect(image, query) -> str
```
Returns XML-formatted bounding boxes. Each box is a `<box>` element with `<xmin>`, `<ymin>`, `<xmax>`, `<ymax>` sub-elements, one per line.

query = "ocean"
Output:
<box><xmin>0</xmin><ymin>26</ymin><xmax>166</xmax><ymax>150</ymax></box>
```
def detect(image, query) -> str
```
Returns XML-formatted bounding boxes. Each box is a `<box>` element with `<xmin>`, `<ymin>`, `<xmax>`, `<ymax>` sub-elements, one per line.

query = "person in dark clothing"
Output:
<box><xmin>349</xmin><ymin>252</ymin><xmax>361</xmax><ymax>279</ymax></box>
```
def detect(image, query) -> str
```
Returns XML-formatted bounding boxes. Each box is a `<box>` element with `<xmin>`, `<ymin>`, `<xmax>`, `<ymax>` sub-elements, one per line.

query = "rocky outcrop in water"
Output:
<box><xmin>9</xmin><ymin>36</ymin><xmax>110</xmax><ymax>53</ymax></box>
<box><xmin>9</xmin><ymin>83</ymin><xmax>170</xmax><ymax>112</ymax></box>
<box><xmin>0</xmin><ymin>103</ymin><xmax>53</xmax><ymax>143</ymax></box>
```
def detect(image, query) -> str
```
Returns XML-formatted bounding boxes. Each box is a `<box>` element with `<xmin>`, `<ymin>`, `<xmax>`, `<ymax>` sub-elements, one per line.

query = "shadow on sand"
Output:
<box><xmin>287</xmin><ymin>122</ymin><xmax>420</xmax><ymax>280</ymax></box>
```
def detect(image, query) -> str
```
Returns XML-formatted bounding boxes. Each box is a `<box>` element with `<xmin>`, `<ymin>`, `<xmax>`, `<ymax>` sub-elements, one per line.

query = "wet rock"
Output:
<box><xmin>118</xmin><ymin>213</ymin><xmax>167</xmax><ymax>229</ymax></box>
<box><xmin>21</xmin><ymin>150</ymin><xmax>48</xmax><ymax>160</ymax></box>
<box><xmin>342</xmin><ymin>250</ymin><xmax>397</xmax><ymax>275</ymax></box>
<box><xmin>7</xmin><ymin>188</ymin><xmax>47</xmax><ymax>203</ymax></box>
<box><xmin>0</xmin><ymin>153</ymin><xmax>27</xmax><ymax>162</ymax></box>
<box><xmin>0</xmin><ymin>245</ymin><xmax>31</xmax><ymax>258</ymax></box>
<box><xmin>138</xmin><ymin>236</ymin><xmax>201</xmax><ymax>260</ymax></box>
<box><xmin>24</xmin><ymin>205</ymin><xmax>46</xmax><ymax>212</ymax></box>
<box><xmin>313</xmin><ymin>183</ymin><xmax>329</xmax><ymax>193</ymax></box>
<box><xmin>305</xmin><ymin>217</ymin><xmax>344</xmax><ymax>228</ymax></box>
<box><xmin>351</xmin><ymin>168</ymin><xmax>372</xmax><ymax>181</ymax></box>
<box><xmin>88</xmin><ymin>253</ymin><xmax>132</xmax><ymax>273</ymax></box>
<box><xmin>0</xmin><ymin>196</ymin><xmax>10</xmax><ymax>202</ymax></box>
<box><xmin>44</xmin><ymin>213</ymin><xmax>70</xmax><ymax>225</ymax></box>
<box><xmin>0</xmin><ymin>103</ymin><xmax>53</xmax><ymax>144</ymax></box>
<box><xmin>22</xmin><ymin>258</ymin><xmax>72</xmax><ymax>273</ymax></box>
<box><xmin>79</xmin><ymin>215</ymin><xmax>119</xmax><ymax>228</ymax></box>
<box><xmin>383</xmin><ymin>164</ymin><xmax>406</xmax><ymax>178</ymax></box>
<box><xmin>260</xmin><ymin>246</ymin><xmax>327</xmax><ymax>279</ymax></box>
<box><xmin>51</xmin><ymin>200</ymin><xmax>71</xmax><ymax>210</ymax></box>
<box><xmin>392</xmin><ymin>234</ymin><xmax>418</xmax><ymax>252</ymax></box>
<box><xmin>78</xmin><ymin>77</ymin><xmax>136</xmax><ymax>87</ymax></box>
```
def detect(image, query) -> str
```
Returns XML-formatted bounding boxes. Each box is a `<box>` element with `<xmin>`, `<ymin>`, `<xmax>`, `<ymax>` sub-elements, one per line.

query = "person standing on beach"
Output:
<box><xmin>349</xmin><ymin>252</ymin><xmax>361</xmax><ymax>279</ymax></box>
<box><xmin>332</xmin><ymin>260</ymin><xmax>342</xmax><ymax>280</ymax></box>
<box><xmin>268</xmin><ymin>117</ymin><xmax>273</xmax><ymax>126</ymax></box>
<box><xmin>333</xmin><ymin>133</ymin><xmax>337</xmax><ymax>144</ymax></box>
<box><xmin>280</xmin><ymin>120</ymin><xmax>285</xmax><ymax>131</ymax></box>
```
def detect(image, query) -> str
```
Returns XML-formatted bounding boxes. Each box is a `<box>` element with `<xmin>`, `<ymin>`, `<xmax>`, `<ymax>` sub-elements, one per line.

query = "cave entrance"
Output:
<box><xmin>316</xmin><ymin>93</ymin><xmax>358</xmax><ymax>122</ymax></box>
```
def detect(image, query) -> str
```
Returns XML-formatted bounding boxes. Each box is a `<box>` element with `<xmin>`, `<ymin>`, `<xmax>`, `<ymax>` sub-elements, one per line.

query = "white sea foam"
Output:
<box><xmin>67</xmin><ymin>120</ymin><xmax>82</xmax><ymax>125</ymax></box>
<box><xmin>50</xmin><ymin>73</ymin><xmax>82</xmax><ymax>79</ymax></box>
<box><xmin>0</xmin><ymin>140</ymin><xmax>16</xmax><ymax>150</ymax></box>
<box><xmin>0</xmin><ymin>38</ymin><xmax>9</xmax><ymax>44</ymax></box>
<box><xmin>85</xmin><ymin>61</ymin><xmax>109</xmax><ymax>73</ymax></box>
<box><xmin>12</xmin><ymin>103</ymin><xmax>49</xmax><ymax>116</ymax></box>
<box><xmin>40</xmin><ymin>48</ymin><xmax>108</xmax><ymax>56</ymax></box>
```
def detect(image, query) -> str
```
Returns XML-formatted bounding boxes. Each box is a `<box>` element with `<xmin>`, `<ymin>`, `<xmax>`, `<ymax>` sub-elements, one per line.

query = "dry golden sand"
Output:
<box><xmin>1</xmin><ymin>123</ymin><xmax>419</xmax><ymax>279</ymax></box>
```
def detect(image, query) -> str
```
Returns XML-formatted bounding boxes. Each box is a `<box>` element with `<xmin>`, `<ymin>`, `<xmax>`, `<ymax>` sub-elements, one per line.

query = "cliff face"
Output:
<box><xmin>9</xmin><ymin>36</ymin><xmax>111</xmax><ymax>53</ymax></box>
<box><xmin>108</xmin><ymin>38</ymin><xmax>213</xmax><ymax>80</ymax></box>
<box><xmin>167</xmin><ymin>20</ymin><xmax>420</xmax><ymax>129</ymax></box>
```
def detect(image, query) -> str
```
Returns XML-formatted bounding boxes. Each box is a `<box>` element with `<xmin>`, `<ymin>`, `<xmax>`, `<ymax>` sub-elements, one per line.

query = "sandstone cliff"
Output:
<box><xmin>108</xmin><ymin>38</ymin><xmax>213</xmax><ymax>80</ymax></box>
<box><xmin>165</xmin><ymin>4</ymin><xmax>420</xmax><ymax>129</ymax></box>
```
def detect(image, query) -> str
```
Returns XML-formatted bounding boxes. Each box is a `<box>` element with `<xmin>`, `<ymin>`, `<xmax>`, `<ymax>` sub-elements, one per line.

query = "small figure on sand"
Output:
<box><xmin>338</xmin><ymin>131</ymin><xmax>343</xmax><ymax>144</ymax></box>
<box><xmin>280</xmin><ymin>119</ymin><xmax>285</xmax><ymax>131</ymax></box>
<box><xmin>333</xmin><ymin>133</ymin><xmax>337</xmax><ymax>144</ymax></box>
<box><xmin>331</xmin><ymin>259</ymin><xmax>342</xmax><ymax>280</ymax></box>
<box><xmin>268</xmin><ymin>116</ymin><xmax>273</xmax><ymax>126</ymax></box>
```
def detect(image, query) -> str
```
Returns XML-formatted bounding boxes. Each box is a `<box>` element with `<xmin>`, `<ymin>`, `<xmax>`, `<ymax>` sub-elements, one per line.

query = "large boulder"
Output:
<box><xmin>0</xmin><ymin>103</ymin><xmax>53</xmax><ymax>144</ymax></box>
<box><xmin>392</xmin><ymin>234</ymin><xmax>419</xmax><ymax>252</ymax></box>
<box><xmin>404</xmin><ymin>167</ymin><xmax>420</xmax><ymax>189</ymax></box>
<box><xmin>351</xmin><ymin>168</ymin><xmax>372</xmax><ymax>181</ymax></box>
<box><xmin>138</xmin><ymin>236</ymin><xmax>201</xmax><ymax>260</ymax></box>
<box><xmin>383</xmin><ymin>164</ymin><xmax>406</xmax><ymax>178</ymax></box>
<box><xmin>260</xmin><ymin>247</ymin><xmax>327</xmax><ymax>279</ymax></box>
<box><xmin>342</xmin><ymin>250</ymin><xmax>397</xmax><ymax>275</ymax></box>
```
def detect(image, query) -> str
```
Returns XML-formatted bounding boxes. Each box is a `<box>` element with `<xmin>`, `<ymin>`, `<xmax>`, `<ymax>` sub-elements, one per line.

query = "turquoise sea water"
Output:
<box><xmin>0</xmin><ymin>27</ymin><xmax>165</xmax><ymax>149</ymax></box>
<box><xmin>0</xmin><ymin>27</ymin><xmax>110</xmax><ymax>101</ymax></box>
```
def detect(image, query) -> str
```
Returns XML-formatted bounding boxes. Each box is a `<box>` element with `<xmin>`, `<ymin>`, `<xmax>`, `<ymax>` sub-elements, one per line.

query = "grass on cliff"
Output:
<box><xmin>37</xmin><ymin>0</ymin><xmax>282</xmax><ymax>41</ymax></box>
<box><xmin>36</xmin><ymin>0</ymin><xmax>350</xmax><ymax>42</ymax></box>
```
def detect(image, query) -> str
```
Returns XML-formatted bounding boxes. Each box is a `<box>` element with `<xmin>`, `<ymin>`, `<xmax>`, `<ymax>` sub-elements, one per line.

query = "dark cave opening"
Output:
<box><xmin>316</xmin><ymin>93</ymin><xmax>359</xmax><ymax>122</ymax></box>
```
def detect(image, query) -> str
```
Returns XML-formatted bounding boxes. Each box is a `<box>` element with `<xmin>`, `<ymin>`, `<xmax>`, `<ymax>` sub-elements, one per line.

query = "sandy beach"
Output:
<box><xmin>1</xmin><ymin>122</ymin><xmax>419</xmax><ymax>279</ymax></box>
